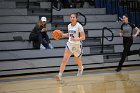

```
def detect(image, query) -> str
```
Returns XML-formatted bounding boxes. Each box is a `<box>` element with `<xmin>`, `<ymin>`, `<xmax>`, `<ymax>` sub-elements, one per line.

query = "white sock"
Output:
<box><xmin>78</xmin><ymin>66</ymin><xmax>83</xmax><ymax>70</ymax></box>
<box><xmin>58</xmin><ymin>73</ymin><xmax>62</xmax><ymax>77</ymax></box>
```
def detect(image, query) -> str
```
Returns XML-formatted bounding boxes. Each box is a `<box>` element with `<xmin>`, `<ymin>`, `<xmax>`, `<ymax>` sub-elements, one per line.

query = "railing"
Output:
<box><xmin>101</xmin><ymin>27</ymin><xmax>114</xmax><ymax>53</ymax></box>
<box><xmin>76</xmin><ymin>12</ymin><xmax>87</xmax><ymax>26</ymax></box>
<box><xmin>50</xmin><ymin>0</ymin><xmax>62</xmax><ymax>23</ymax></box>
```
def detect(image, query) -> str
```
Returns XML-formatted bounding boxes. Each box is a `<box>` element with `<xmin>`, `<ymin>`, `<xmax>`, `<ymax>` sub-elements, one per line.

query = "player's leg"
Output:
<box><xmin>73</xmin><ymin>43</ymin><xmax>84</xmax><ymax>76</ymax></box>
<box><xmin>55</xmin><ymin>48</ymin><xmax>72</xmax><ymax>80</ymax></box>
<box><xmin>74</xmin><ymin>56</ymin><xmax>84</xmax><ymax>76</ymax></box>
<box><xmin>59</xmin><ymin>49</ymin><xmax>72</xmax><ymax>74</ymax></box>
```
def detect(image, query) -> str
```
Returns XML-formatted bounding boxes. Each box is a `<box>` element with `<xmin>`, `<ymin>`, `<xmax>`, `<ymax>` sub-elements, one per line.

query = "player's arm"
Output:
<box><xmin>62</xmin><ymin>33</ymin><xmax>69</xmax><ymax>38</ymax></box>
<box><xmin>78</xmin><ymin>24</ymin><xmax>85</xmax><ymax>41</ymax></box>
<box><xmin>78</xmin><ymin>31</ymin><xmax>85</xmax><ymax>41</ymax></box>
<box><xmin>71</xmin><ymin>32</ymin><xmax>85</xmax><ymax>41</ymax></box>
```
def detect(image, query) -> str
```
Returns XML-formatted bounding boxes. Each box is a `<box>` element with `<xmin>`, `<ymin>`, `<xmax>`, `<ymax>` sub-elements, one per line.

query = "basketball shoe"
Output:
<box><xmin>77</xmin><ymin>66</ymin><xmax>84</xmax><ymax>76</ymax></box>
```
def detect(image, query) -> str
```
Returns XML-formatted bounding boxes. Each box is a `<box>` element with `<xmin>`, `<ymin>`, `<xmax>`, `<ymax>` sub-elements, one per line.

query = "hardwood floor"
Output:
<box><xmin>0</xmin><ymin>66</ymin><xmax>140</xmax><ymax>93</ymax></box>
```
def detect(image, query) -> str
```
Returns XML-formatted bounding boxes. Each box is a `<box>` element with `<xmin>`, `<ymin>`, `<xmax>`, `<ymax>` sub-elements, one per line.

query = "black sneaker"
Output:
<box><xmin>115</xmin><ymin>67</ymin><xmax>122</xmax><ymax>72</ymax></box>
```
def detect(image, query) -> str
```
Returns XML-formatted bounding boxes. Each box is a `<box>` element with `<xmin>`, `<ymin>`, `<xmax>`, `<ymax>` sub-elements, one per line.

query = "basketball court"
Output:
<box><xmin>0</xmin><ymin>66</ymin><xmax>140</xmax><ymax>93</ymax></box>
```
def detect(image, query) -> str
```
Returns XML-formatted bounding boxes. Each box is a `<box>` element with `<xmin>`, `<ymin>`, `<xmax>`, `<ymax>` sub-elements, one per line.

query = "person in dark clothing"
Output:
<box><xmin>86</xmin><ymin>0</ymin><xmax>95</xmax><ymax>6</ymax></box>
<box><xmin>60</xmin><ymin>0</ymin><xmax>71</xmax><ymax>8</ymax></box>
<box><xmin>115</xmin><ymin>14</ymin><xmax>140</xmax><ymax>72</ymax></box>
<box><xmin>29</xmin><ymin>17</ymin><xmax>53</xmax><ymax>49</ymax></box>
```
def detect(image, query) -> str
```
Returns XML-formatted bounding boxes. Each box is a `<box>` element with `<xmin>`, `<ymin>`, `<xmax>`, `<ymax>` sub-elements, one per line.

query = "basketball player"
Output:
<box><xmin>55</xmin><ymin>13</ymin><xmax>85</xmax><ymax>81</ymax></box>
<box><xmin>115</xmin><ymin>14</ymin><xmax>140</xmax><ymax>72</ymax></box>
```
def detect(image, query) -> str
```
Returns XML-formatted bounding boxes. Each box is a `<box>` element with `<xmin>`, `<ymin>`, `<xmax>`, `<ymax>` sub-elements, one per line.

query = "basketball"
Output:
<box><xmin>52</xmin><ymin>30</ymin><xmax>63</xmax><ymax>40</ymax></box>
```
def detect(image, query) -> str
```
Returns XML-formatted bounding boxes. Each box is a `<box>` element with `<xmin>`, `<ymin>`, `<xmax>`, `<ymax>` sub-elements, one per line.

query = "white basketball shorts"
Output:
<box><xmin>66</xmin><ymin>42</ymin><xmax>83</xmax><ymax>57</ymax></box>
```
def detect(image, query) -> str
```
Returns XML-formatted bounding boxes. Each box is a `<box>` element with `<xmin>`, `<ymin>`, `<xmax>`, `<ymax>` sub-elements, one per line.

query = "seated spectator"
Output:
<box><xmin>75</xmin><ymin>0</ymin><xmax>85</xmax><ymax>8</ymax></box>
<box><xmin>29</xmin><ymin>17</ymin><xmax>53</xmax><ymax>49</ymax></box>
<box><xmin>60</xmin><ymin>0</ymin><xmax>83</xmax><ymax>8</ymax></box>
<box><xmin>86</xmin><ymin>0</ymin><xmax>95</xmax><ymax>6</ymax></box>
<box><xmin>60</xmin><ymin>0</ymin><xmax>71</xmax><ymax>8</ymax></box>
<box><xmin>67</xmin><ymin>0</ymin><xmax>85</xmax><ymax>8</ymax></box>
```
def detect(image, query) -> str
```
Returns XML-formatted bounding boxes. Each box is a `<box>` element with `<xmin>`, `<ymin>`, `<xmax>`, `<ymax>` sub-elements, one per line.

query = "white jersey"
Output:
<box><xmin>68</xmin><ymin>22</ymin><xmax>84</xmax><ymax>44</ymax></box>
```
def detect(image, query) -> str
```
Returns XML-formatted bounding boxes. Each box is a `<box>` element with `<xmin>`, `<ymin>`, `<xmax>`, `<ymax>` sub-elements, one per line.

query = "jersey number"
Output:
<box><xmin>70</xmin><ymin>34</ymin><xmax>74</xmax><ymax>38</ymax></box>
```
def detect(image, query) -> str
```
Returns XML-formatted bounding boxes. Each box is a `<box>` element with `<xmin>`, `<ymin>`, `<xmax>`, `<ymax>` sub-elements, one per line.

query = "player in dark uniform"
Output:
<box><xmin>115</xmin><ymin>14</ymin><xmax>140</xmax><ymax>72</ymax></box>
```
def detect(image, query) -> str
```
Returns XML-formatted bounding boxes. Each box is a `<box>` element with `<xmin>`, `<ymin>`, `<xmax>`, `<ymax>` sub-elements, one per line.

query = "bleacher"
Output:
<box><xmin>0</xmin><ymin>0</ymin><xmax>140</xmax><ymax>76</ymax></box>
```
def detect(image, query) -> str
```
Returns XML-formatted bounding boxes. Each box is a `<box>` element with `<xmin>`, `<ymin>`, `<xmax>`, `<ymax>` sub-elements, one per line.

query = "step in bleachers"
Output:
<box><xmin>27</xmin><ymin>8</ymin><xmax>51</xmax><ymax>16</ymax></box>
<box><xmin>63</xmin><ymin>15</ymin><xmax>117</xmax><ymax>22</ymax></box>
<box><xmin>0</xmin><ymin>38</ymin><xmax>101</xmax><ymax>51</ymax></box>
<box><xmin>0</xmin><ymin>9</ymin><xmax>27</xmax><ymax>15</ymax></box>
<box><xmin>104</xmin><ymin>36</ymin><xmax>140</xmax><ymax>45</ymax></box>
<box><xmin>84</xmin><ymin>22</ymin><xmax>121</xmax><ymax>29</ymax></box>
<box><xmin>90</xmin><ymin>45</ymin><xmax>114</xmax><ymax>54</ymax></box>
<box><xmin>0</xmin><ymin>31</ymin><xmax>53</xmax><ymax>41</ymax></box>
<box><xmin>114</xmin><ymin>44</ymin><xmax>140</xmax><ymax>53</ymax></box>
<box><xmin>40</xmin><ymin>2</ymin><xmax>51</xmax><ymax>9</ymax></box>
<box><xmin>0</xmin><ymin>23</ymin><xmax>51</xmax><ymax>32</ymax></box>
<box><xmin>0</xmin><ymin>16</ymin><xmax>39</xmax><ymax>24</ymax></box>
<box><xmin>128</xmin><ymin>55</ymin><xmax>140</xmax><ymax>61</ymax></box>
<box><xmin>0</xmin><ymin>55</ymin><xmax>103</xmax><ymax>72</ymax></box>
<box><xmin>88</xmin><ymin>29</ymin><xmax>120</xmax><ymax>37</ymax></box>
<box><xmin>0</xmin><ymin>39</ymin><xmax>67</xmax><ymax>50</ymax></box>
<box><xmin>0</xmin><ymin>24</ymin><xmax>35</xmax><ymax>32</ymax></box>
<box><xmin>0</xmin><ymin>1</ymin><xmax>16</xmax><ymax>8</ymax></box>
<box><xmin>0</xmin><ymin>41</ymin><xmax>33</xmax><ymax>50</ymax></box>
<box><xmin>0</xmin><ymin>28</ymin><xmax>120</xmax><ymax>42</ymax></box>
<box><xmin>0</xmin><ymin>55</ymin><xmax>104</xmax><ymax>76</ymax></box>
<box><xmin>55</xmin><ymin>22</ymin><xmax>121</xmax><ymax>30</ymax></box>
<box><xmin>104</xmin><ymin>60</ymin><xmax>140</xmax><ymax>67</ymax></box>
<box><xmin>0</xmin><ymin>47</ymin><xmax>90</xmax><ymax>61</ymax></box>
<box><xmin>53</xmin><ymin>8</ymin><xmax>106</xmax><ymax>15</ymax></box>
<box><xmin>0</xmin><ymin>55</ymin><xmax>139</xmax><ymax>76</ymax></box>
